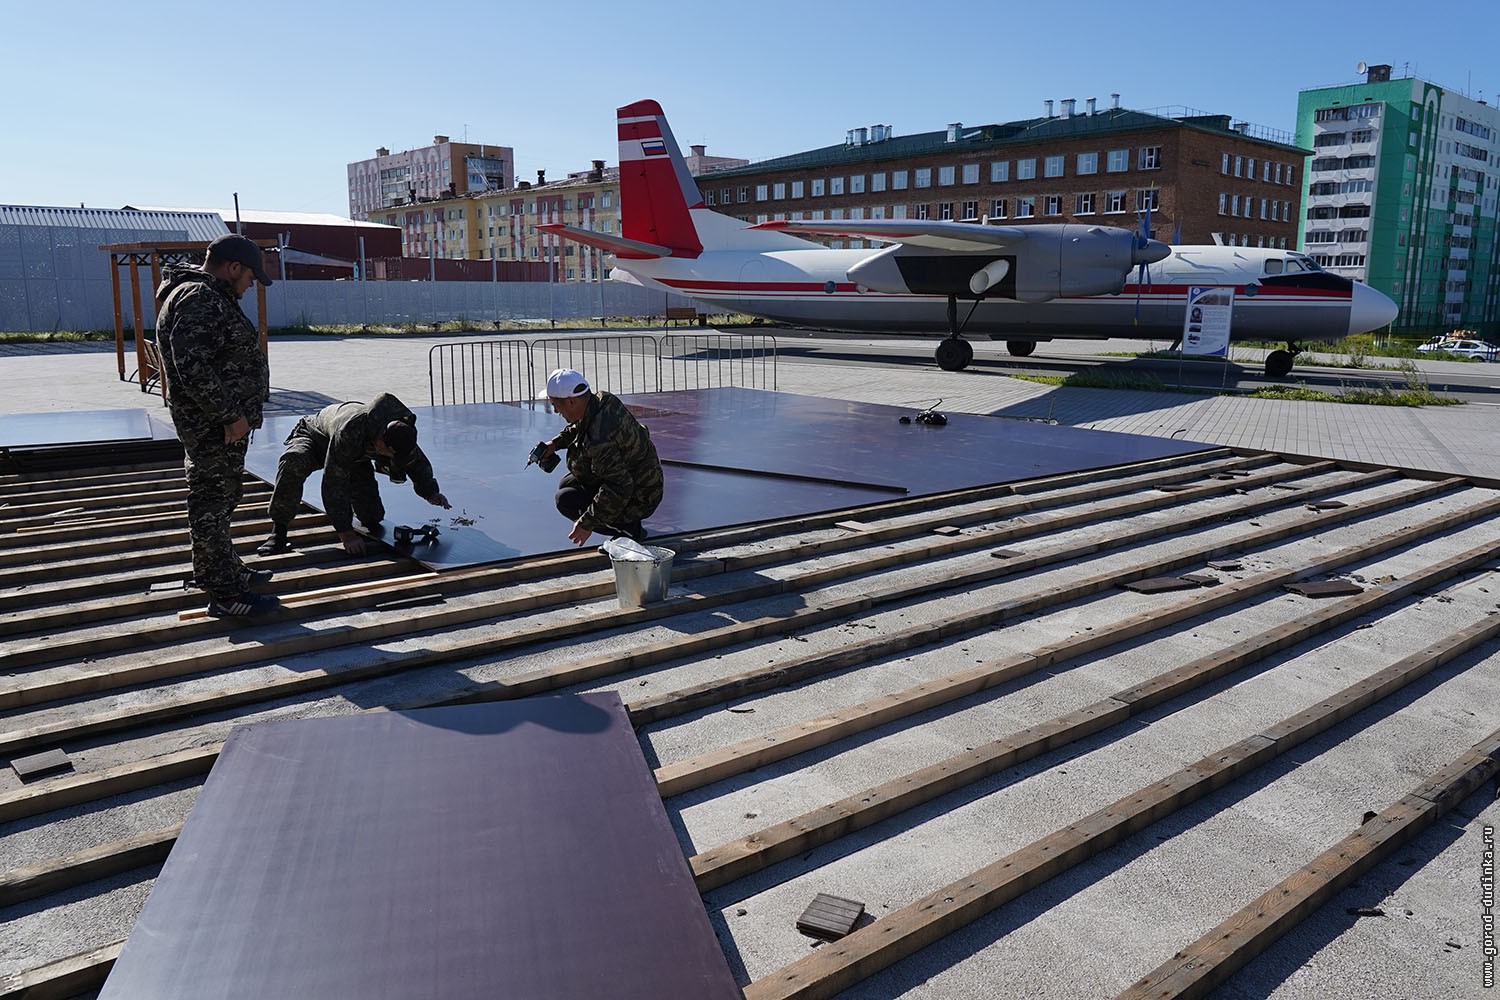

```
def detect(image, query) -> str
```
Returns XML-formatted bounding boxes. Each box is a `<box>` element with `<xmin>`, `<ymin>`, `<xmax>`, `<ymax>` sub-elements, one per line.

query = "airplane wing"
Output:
<box><xmin>536</xmin><ymin>223</ymin><xmax>673</xmax><ymax>259</ymax></box>
<box><xmin>749</xmin><ymin>219</ymin><xmax>1030</xmax><ymax>253</ymax></box>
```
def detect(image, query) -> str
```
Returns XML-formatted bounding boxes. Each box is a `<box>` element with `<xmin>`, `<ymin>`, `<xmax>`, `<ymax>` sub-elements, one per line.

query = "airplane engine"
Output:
<box><xmin>846</xmin><ymin>224</ymin><xmax>1168</xmax><ymax>302</ymax></box>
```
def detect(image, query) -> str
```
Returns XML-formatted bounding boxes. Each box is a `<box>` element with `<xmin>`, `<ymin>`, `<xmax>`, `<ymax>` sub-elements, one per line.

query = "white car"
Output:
<box><xmin>1416</xmin><ymin>338</ymin><xmax>1498</xmax><ymax>361</ymax></box>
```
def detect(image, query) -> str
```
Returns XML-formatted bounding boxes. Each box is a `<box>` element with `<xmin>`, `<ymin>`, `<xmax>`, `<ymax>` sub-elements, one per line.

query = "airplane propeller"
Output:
<box><xmin>1132</xmin><ymin>203</ymin><xmax>1155</xmax><ymax>325</ymax></box>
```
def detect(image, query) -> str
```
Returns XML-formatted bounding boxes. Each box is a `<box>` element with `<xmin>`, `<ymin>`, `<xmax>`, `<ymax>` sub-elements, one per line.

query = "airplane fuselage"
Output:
<box><xmin>618</xmin><ymin>244</ymin><xmax>1379</xmax><ymax>344</ymax></box>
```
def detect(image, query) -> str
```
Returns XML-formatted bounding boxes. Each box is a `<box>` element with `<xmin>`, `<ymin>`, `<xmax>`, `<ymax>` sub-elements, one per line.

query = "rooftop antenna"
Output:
<box><xmin>233</xmin><ymin>192</ymin><xmax>242</xmax><ymax>234</ymax></box>
<box><xmin>1356</xmin><ymin>60</ymin><xmax>1367</xmax><ymax>77</ymax></box>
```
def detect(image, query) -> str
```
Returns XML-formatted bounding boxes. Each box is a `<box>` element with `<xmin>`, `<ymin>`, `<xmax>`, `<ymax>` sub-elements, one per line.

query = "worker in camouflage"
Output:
<box><xmin>537</xmin><ymin>368</ymin><xmax>663</xmax><ymax>546</ymax></box>
<box><xmin>155</xmin><ymin>234</ymin><xmax>277</xmax><ymax>619</ymax></box>
<box><xmin>257</xmin><ymin>392</ymin><xmax>451</xmax><ymax>557</ymax></box>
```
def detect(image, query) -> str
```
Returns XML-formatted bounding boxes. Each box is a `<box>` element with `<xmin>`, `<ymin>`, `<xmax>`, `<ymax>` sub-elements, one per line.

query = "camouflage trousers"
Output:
<box><xmin>183</xmin><ymin>431</ymin><xmax>249</xmax><ymax>599</ymax></box>
<box><xmin>267</xmin><ymin>422</ymin><xmax>385</xmax><ymax>529</ymax></box>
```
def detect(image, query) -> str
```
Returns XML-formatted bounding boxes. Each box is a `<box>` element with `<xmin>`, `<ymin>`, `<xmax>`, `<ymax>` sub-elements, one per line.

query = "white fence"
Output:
<box><xmin>0</xmin><ymin>224</ymin><xmax>714</xmax><ymax>332</ymax></box>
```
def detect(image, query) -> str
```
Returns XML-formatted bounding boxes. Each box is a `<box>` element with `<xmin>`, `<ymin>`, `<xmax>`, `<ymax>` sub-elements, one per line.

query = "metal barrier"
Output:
<box><xmin>428</xmin><ymin>332</ymin><xmax>778</xmax><ymax>406</ymax></box>
<box><xmin>659</xmin><ymin>332</ymin><xmax>778</xmax><ymax>392</ymax></box>
<box><xmin>427</xmin><ymin>338</ymin><xmax>531</xmax><ymax>406</ymax></box>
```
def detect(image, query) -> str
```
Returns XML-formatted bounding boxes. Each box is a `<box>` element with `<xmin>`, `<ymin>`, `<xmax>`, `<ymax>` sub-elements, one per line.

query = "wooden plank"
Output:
<box><xmin>0</xmin><ymin>940</ymin><xmax>120</xmax><ymax>1000</ymax></box>
<box><xmin>1116</xmin><ymin>727</ymin><xmax>1500</xmax><ymax>1000</ymax></box>
<box><xmin>0</xmin><ymin>826</ymin><xmax>178</xmax><ymax>908</ymax></box>
<box><xmin>176</xmin><ymin>572</ymin><xmax>440</xmax><ymax>621</ymax></box>
<box><xmin>0</xmin><ymin>745</ymin><xmax>218</xmax><ymax>825</ymax></box>
<box><xmin>739</xmin><ymin>611</ymin><xmax>1500</xmax><ymax>1000</ymax></box>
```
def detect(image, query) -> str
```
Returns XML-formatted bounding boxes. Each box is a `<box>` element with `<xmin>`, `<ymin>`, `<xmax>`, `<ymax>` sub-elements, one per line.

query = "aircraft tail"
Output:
<box><xmin>618</xmin><ymin>100</ymin><xmax>704</xmax><ymax>258</ymax></box>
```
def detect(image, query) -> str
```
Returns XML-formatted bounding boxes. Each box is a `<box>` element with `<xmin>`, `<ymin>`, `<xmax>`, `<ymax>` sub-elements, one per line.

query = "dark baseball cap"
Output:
<box><xmin>381</xmin><ymin>420</ymin><xmax>417</xmax><ymax>461</ymax></box>
<box><xmin>206</xmin><ymin>233</ymin><xmax>274</xmax><ymax>286</ymax></box>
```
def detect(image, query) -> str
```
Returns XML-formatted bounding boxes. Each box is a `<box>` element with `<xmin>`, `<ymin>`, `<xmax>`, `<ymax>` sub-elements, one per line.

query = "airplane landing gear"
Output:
<box><xmin>936</xmin><ymin>293</ymin><xmax>977</xmax><ymax>371</ymax></box>
<box><xmin>1006</xmin><ymin>340</ymin><xmax>1036</xmax><ymax>358</ymax></box>
<box><xmin>936</xmin><ymin>338</ymin><xmax>974</xmax><ymax>371</ymax></box>
<box><xmin>1264</xmin><ymin>342</ymin><xmax>1302</xmax><ymax>378</ymax></box>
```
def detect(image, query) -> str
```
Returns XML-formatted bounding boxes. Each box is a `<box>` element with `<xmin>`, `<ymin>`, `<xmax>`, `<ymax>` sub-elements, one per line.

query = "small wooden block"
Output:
<box><xmin>1207</xmin><ymin>560</ymin><xmax>1243</xmax><ymax>571</ymax></box>
<box><xmin>932</xmin><ymin>525</ymin><xmax>962</xmax><ymax>536</ymax></box>
<box><xmin>149</xmin><ymin>579</ymin><xmax>190</xmax><ymax>593</ymax></box>
<box><xmin>1123</xmin><ymin>576</ymin><xmax>1203</xmax><ymax>594</ymax></box>
<box><xmin>1307</xmin><ymin>500</ymin><xmax>1348</xmax><ymax>511</ymax></box>
<box><xmin>990</xmin><ymin>549</ymin><xmax>1023</xmax><ymax>559</ymax></box>
<box><xmin>1156</xmin><ymin>483</ymin><xmax>1195</xmax><ymax>492</ymax></box>
<box><xmin>1272</xmin><ymin>483</ymin><xmax>1302</xmax><ymax>491</ymax></box>
<box><xmin>834</xmin><ymin>520</ymin><xmax>871</xmax><ymax>533</ymax></box>
<box><xmin>11</xmin><ymin>748</ymin><xmax>73</xmax><ymax>782</ymax></box>
<box><xmin>796</xmin><ymin>893</ymin><xmax>865</xmax><ymax>941</ymax></box>
<box><xmin>1178</xmin><ymin>573</ymin><xmax>1220</xmax><ymax>587</ymax></box>
<box><xmin>1285</xmin><ymin>580</ymin><xmax>1364</xmax><ymax>597</ymax></box>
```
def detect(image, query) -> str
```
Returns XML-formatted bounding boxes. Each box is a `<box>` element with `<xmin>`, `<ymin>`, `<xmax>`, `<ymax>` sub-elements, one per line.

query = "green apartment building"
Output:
<box><xmin>1297</xmin><ymin>65</ymin><xmax>1500</xmax><ymax>337</ymax></box>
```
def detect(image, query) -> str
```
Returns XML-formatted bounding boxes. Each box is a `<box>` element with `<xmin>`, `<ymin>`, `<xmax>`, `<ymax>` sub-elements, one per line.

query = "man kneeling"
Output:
<box><xmin>535</xmin><ymin>368</ymin><xmax>663</xmax><ymax>546</ymax></box>
<box><xmin>258</xmin><ymin>392</ymin><xmax>450</xmax><ymax>557</ymax></box>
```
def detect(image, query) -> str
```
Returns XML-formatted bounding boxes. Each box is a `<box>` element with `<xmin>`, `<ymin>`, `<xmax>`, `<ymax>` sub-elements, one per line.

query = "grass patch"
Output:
<box><xmin>1011</xmin><ymin>370</ymin><xmax>1210</xmax><ymax>394</ymax></box>
<box><xmin>0</xmin><ymin>329</ymin><xmax>118</xmax><ymax>343</ymax></box>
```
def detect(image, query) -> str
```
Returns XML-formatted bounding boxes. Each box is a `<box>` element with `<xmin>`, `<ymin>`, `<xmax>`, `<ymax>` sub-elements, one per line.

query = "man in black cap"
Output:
<box><xmin>155</xmin><ymin>234</ymin><xmax>277</xmax><ymax>618</ymax></box>
<box><xmin>257</xmin><ymin>392</ymin><xmax>451</xmax><ymax>557</ymax></box>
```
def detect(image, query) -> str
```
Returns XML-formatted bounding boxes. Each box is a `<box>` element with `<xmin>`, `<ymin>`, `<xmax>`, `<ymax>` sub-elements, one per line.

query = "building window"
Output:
<box><xmin>1045</xmin><ymin>155</ymin><xmax>1064</xmax><ymax>178</ymax></box>
<box><xmin>870</xmin><ymin>173</ymin><xmax>885</xmax><ymax>192</ymax></box>
<box><xmin>1274</xmin><ymin>163</ymin><xmax>1283</xmax><ymax>184</ymax></box>
<box><xmin>737</xmin><ymin>187</ymin><xmax>748</xmax><ymax>203</ymax></box>
<box><xmin>991</xmin><ymin>161</ymin><xmax>1010</xmax><ymax>182</ymax></box>
<box><xmin>892</xmin><ymin>170</ymin><xmax>908</xmax><ymax>190</ymax></box>
<box><xmin>991</xmin><ymin>198</ymin><xmax>1008</xmax><ymax>218</ymax></box>
<box><xmin>773</xmin><ymin>182</ymin><xmax>785</xmax><ymax>199</ymax></box>
<box><xmin>915</xmin><ymin>203</ymin><xmax>930</xmax><ymax>220</ymax></box>
<box><xmin>850</xmin><ymin>174</ymin><xmax>865</xmax><ymax>193</ymax></box>
<box><xmin>830</xmin><ymin>208</ymin><xmax>845</xmax><ymax>220</ymax></box>
<box><xmin>755</xmin><ymin>184</ymin><xmax>768</xmax><ymax>201</ymax></box>
<box><xmin>915</xmin><ymin>168</ymin><xmax>932</xmax><ymax>188</ymax></box>
<box><xmin>830</xmin><ymin>176</ymin><xmax>845</xmax><ymax>195</ymax></box>
<box><xmin>962</xmin><ymin>163</ymin><xmax>979</xmax><ymax>184</ymax></box>
<box><xmin>1105</xmin><ymin>190</ymin><xmax>1126</xmax><ymax>213</ymax></box>
<box><xmin>938</xmin><ymin>165</ymin><xmax>955</xmax><ymax>186</ymax></box>
<box><xmin>791</xmin><ymin>180</ymin><xmax>804</xmax><ymax>198</ymax></box>
<box><xmin>811</xmin><ymin>178</ymin><xmax>825</xmax><ymax>196</ymax></box>
<box><xmin>892</xmin><ymin>205</ymin><xmax>907</xmax><ymax>219</ymax></box>
<box><xmin>850</xmin><ymin>207</ymin><xmax>865</xmax><ymax>219</ymax></box>
<box><xmin>961</xmin><ymin>200</ymin><xmax>978</xmax><ymax>220</ymax></box>
<box><xmin>1233</xmin><ymin>155</ymin><xmax>1243</xmax><ymax>177</ymax></box>
<box><xmin>1017</xmin><ymin>196</ymin><xmax>1036</xmax><ymax>217</ymax></box>
<box><xmin>1246</xmin><ymin>157</ymin><xmax>1256</xmax><ymax>178</ymax></box>
<box><xmin>1043</xmin><ymin>194</ymin><xmax>1062</xmax><ymax>215</ymax></box>
<box><xmin>1106</xmin><ymin>149</ymin><xmax>1129</xmax><ymax>172</ymax></box>
<box><xmin>1076</xmin><ymin>192</ymin><xmax>1095</xmax><ymax>215</ymax></box>
<box><xmin>939</xmin><ymin>202</ymin><xmax>954</xmax><ymax>220</ymax></box>
<box><xmin>1231</xmin><ymin>194</ymin><xmax>1240</xmax><ymax>215</ymax></box>
<box><xmin>1017</xmin><ymin>158</ymin><xmax>1036</xmax><ymax>180</ymax></box>
<box><xmin>1286</xmin><ymin>166</ymin><xmax>1295</xmax><ymax>187</ymax></box>
<box><xmin>1221</xmin><ymin>152</ymin><xmax>1230</xmax><ymax>174</ymax></box>
<box><xmin>1259</xmin><ymin>198</ymin><xmax>1267</xmax><ymax>219</ymax></box>
<box><xmin>1218</xmin><ymin>192</ymin><xmax>1227</xmax><ymax>215</ymax></box>
<box><xmin>1077</xmin><ymin>152</ymin><xmax>1098</xmax><ymax>175</ymax></box>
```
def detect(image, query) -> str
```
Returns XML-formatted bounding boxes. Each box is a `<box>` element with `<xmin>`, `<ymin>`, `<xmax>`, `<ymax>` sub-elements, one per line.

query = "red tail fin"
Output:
<box><xmin>617</xmin><ymin>100</ymin><xmax>703</xmax><ymax>259</ymax></box>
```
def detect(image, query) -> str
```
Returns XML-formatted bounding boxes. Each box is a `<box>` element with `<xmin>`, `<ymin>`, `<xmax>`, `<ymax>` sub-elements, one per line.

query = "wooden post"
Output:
<box><xmin>127</xmin><ymin>257</ymin><xmax>146</xmax><ymax>392</ymax></box>
<box><xmin>256</xmin><ymin>280</ymin><xmax>268</xmax><ymax>357</ymax></box>
<box><xmin>110</xmin><ymin>254</ymin><xmax>125</xmax><ymax>380</ymax></box>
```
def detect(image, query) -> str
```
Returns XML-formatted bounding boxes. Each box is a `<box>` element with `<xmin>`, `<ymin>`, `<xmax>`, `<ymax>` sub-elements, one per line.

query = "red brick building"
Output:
<box><xmin>696</xmin><ymin>100</ymin><xmax>1310</xmax><ymax>249</ymax></box>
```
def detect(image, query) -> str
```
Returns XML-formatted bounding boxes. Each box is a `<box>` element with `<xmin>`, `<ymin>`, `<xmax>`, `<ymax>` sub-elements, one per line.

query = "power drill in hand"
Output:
<box><xmin>393</xmin><ymin>524</ymin><xmax>440</xmax><ymax>546</ymax></box>
<box><xmin>525</xmin><ymin>441</ymin><xmax>560</xmax><ymax>473</ymax></box>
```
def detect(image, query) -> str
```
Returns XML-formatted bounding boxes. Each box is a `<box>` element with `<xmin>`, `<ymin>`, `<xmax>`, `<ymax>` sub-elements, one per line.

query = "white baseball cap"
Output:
<box><xmin>546</xmin><ymin>368</ymin><xmax>590</xmax><ymax>398</ymax></box>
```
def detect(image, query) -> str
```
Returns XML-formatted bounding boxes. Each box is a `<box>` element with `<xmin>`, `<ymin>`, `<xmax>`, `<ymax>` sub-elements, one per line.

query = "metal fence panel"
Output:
<box><xmin>659</xmin><ymin>332</ymin><xmax>779</xmax><ymax>391</ymax></box>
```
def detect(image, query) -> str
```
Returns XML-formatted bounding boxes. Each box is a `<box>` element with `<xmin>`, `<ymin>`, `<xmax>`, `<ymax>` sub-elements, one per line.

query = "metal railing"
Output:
<box><xmin>428</xmin><ymin>332</ymin><xmax>778</xmax><ymax>406</ymax></box>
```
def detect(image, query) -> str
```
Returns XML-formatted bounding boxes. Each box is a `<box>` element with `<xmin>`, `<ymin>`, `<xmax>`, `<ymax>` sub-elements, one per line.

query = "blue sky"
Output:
<box><xmin>3</xmin><ymin>0</ymin><xmax>1494</xmax><ymax>217</ymax></box>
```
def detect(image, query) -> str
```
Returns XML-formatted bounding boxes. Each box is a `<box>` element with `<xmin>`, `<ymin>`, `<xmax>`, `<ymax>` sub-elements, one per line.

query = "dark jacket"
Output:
<box><xmin>302</xmin><ymin>393</ymin><xmax>440</xmax><ymax>532</ymax></box>
<box><xmin>154</xmin><ymin>264</ymin><xmax>269</xmax><ymax>442</ymax></box>
<box><xmin>554</xmin><ymin>391</ymin><xmax>663</xmax><ymax>531</ymax></box>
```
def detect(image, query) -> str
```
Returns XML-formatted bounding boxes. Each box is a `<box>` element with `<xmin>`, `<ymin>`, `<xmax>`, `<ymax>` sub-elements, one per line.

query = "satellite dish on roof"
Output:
<box><xmin>1356</xmin><ymin>61</ymin><xmax>1368</xmax><ymax>75</ymax></box>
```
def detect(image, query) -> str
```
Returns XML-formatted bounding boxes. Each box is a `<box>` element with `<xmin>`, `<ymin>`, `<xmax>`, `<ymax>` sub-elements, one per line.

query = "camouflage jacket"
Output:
<box><xmin>154</xmin><ymin>265</ymin><xmax>269</xmax><ymax>442</ymax></box>
<box><xmin>301</xmin><ymin>392</ymin><xmax>440</xmax><ymax>532</ymax></box>
<box><xmin>554</xmin><ymin>391</ymin><xmax>663</xmax><ymax>531</ymax></box>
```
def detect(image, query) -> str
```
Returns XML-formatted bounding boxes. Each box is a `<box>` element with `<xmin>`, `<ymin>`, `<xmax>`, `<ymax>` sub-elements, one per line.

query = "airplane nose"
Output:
<box><xmin>1348</xmin><ymin>282</ymin><xmax>1398</xmax><ymax>335</ymax></box>
<box><xmin>1134</xmin><ymin>238</ymin><xmax>1171</xmax><ymax>266</ymax></box>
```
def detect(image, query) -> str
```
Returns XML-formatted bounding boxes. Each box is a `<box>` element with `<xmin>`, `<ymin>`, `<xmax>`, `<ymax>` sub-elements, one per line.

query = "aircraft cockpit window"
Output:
<box><xmin>1301</xmin><ymin>257</ymin><xmax>1324</xmax><ymax>271</ymax></box>
<box><xmin>1263</xmin><ymin>259</ymin><xmax>1284</xmax><ymax>275</ymax></box>
<box><xmin>1283</xmin><ymin>258</ymin><xmax>1306</xmax><ymax>273</ymax></box>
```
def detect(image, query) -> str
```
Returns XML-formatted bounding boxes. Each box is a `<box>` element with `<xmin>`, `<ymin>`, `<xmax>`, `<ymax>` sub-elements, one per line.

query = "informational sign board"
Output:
<box><xmin>1182</xmin><ymin>285</ymin><xmax>1234</xmax><ymax>357</ymax></box>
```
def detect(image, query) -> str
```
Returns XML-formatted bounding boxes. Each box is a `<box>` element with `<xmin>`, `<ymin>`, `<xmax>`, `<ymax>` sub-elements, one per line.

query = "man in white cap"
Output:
<box><xmin>535</xmin><ymin>368</ymin><xmax>663</xmax><ymax>546</ymax></box>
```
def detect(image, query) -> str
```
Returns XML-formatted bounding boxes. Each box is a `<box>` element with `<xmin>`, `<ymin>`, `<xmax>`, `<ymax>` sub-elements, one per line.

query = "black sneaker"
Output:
<box><xmin>206</xmin><ymin>592</ymin><xmax>281</xmax><ymax>620</ymax></box>
<box><xmin>256</xmin><ymin>530</ymin><xmax>290</xmax><ymax>556</ymax></box>
<box><xmin>238</xmin><ymin>566</ymin><xmax>274</xmax><ymax>590</ymax></box>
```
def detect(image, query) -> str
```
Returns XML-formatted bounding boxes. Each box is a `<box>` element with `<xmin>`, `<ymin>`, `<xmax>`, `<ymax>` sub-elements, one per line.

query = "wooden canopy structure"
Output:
<box><xmin>99</xmin><ymin>240</ymin><xmax>273</xmax><ymax>398</ymax></box>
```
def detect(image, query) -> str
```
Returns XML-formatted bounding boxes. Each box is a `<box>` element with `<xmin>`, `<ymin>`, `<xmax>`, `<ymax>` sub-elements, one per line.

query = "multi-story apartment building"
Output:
<box><xmin>694</xmin><ymin>98</ymin><xmax>1306</xmax><ymax>251</ymax></box>
<box><xmin>367</xmin><ymin>164</ymin><xmax>623</xmax><ymax>280</ymax></box>
<box><xmin>347</xmin><ymin>136</ymin><xmax>514</xmax><ymax>221</ymax></box>
<box><xmin>1297</xmin><ymin>65</ymin><xmax>1500</xmax><ymax>335</ymax></box>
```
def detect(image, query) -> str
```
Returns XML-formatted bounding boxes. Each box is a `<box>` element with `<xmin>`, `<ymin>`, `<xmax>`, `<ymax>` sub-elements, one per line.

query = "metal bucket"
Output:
<box><xmin>608</xmin><ymin>544</ymin><xmax>674</xmax><ymax>608</ymax></box>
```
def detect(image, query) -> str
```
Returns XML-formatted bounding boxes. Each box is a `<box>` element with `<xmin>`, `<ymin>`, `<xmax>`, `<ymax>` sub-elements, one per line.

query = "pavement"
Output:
<box><xmin>3</xmin><ymin>332</ymin><xmax>1498</xmax><ymax>482</ymax></box>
